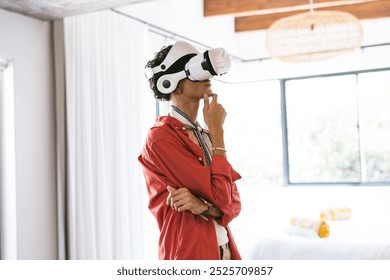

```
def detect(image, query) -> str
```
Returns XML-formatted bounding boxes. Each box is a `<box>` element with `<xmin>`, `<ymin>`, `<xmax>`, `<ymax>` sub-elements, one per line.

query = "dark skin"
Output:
<box><xmin>165</xmin><ymin>78</ymin><xmax>226</xmax><ymax>219</ymax></box>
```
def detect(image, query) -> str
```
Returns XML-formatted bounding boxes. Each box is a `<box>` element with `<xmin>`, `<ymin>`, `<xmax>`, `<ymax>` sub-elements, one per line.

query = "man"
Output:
<box><xmin>138</xmin><ymin>41</ymin><xmax>241</xmax><ymax>260</ymax></box>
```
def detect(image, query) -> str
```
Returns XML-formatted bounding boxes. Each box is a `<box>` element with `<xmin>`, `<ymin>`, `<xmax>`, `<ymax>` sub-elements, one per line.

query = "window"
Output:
<box><xmin>358</xmin><ymin>71</ymin><xmax>390</xmax><ymax>182</ymax></box>
<box><xmin>285</xmin><ymin>75</ymin><xmax>360</xmax><ymax>183</ymax></box>
<box><xmin>284</xmin><ymin>69</ymin><xmax>390</xmax><ymax>184</ymax></box>
<box><xmin>218</xmin><ymin>69</ymin><xmax>390</xmax><ymax>186</ymax></box>
<box><xmin>213</xmin><ymin>80</ymin><xmax>283</xmax><ymax>187</ymax></box>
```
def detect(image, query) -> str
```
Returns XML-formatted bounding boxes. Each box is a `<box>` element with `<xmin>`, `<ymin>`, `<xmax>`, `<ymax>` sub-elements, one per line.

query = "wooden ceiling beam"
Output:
<box><xmin>204</xmin><ymin>0</ymin><xmax>369</xmax><ymax>17</ymax></box>
<box><xmin>234</xmin><ymin>0</ymin><xmax>390</xmax><ymax>31</ymax></box>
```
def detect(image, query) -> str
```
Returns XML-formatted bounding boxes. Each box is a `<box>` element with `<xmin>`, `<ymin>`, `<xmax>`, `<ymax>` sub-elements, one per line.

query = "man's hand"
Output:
<box><xmin>203</xmin><ymin>94</ymin><xmax>227</xmax><ymax>156</ymax></box>
<box><xmin>203</xmin><ymin>93</ymin><xmax>226</xmax><ymax>133</ymax></box>
<box><xmin>166</xmin><ymin>186</ymin><xmax>208</xmax><ymax>215</ymax></box>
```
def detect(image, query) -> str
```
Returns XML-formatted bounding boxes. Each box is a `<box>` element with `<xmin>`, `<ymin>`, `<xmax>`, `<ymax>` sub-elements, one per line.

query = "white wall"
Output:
<box><xmin>0</xmin><ymin>8</ymin><xmax>57</xmax><ymax>259</ymax></box>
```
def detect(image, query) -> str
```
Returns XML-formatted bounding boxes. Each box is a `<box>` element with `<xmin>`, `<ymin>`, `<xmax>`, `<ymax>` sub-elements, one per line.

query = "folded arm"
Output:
<box><xmin>147</xmin><ymin>137</ymin><xmax>241</xmax><ymax>226</ymax></box>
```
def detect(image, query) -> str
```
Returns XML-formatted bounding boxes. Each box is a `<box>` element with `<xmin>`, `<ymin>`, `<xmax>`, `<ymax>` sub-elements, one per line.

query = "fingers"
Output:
<box><xmin>202</xmin><ymin>93</ymin><xmax>226</xmax><ymax>130</ymax></box>
<box><xmin>203</xmin><ymin>94</ymin><xmax>209</xmax><ymax>110</ymax></box>
<box><xmin>166</xmin><ymin>186</ymin><xmax>188</xmax><ymax>210</ymax></box>
<box><xmin>170</xmin><ymin>195</ymin><xmax>189</xmax><ymax>211</ymax></box>
<box><xmin>166</xmin><ymin>185</ymin><xmax>175</xmax><ymax>205</ymax></box>
<box><xmin>166</xmin><ymin>186</ymin><xmax>201</xmax><ymax>213</ymax></box>
<box><xmin>210</xmin><ymin>93</ymin><xmax>218</xmax><ymax>104</ymax></box>
<box><xmin>203</xmin><ymin>93</ymin><xmax>218</xmax><ymax>108</ymax></box>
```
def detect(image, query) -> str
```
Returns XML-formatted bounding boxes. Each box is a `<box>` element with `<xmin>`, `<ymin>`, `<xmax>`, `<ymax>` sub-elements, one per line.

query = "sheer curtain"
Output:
<box><xmin>0</xmin><ymin>60</ymin><xmax>17</xmax><ymax>260</ymax></box>
<box><xmin>63</xmin><ymin>10</ymin><xmax>154</xmax><ymax>259</ymax></box>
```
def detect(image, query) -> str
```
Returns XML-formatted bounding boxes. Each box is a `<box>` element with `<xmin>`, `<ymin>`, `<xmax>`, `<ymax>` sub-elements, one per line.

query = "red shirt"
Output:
<box><xmin>138</xmin><ymin>116</ymin><xmax>242</xmax><ymax>260</ymax></box>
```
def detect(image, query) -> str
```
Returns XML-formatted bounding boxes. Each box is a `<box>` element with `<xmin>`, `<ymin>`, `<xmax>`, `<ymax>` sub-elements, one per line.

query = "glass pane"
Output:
<box><xmin>286</xmin><ymin>75</ymin><xmax>360</xmax><ymax>183</ymax></box>
<box><xmin>212</xmin><ymin>80</ymin><xmax>283</xmax><ymax>187</ymax></box>
<box><xmin>358</xmin><ymin>70</ymin><xmax>390</xmax><ymax>182</ymax></box>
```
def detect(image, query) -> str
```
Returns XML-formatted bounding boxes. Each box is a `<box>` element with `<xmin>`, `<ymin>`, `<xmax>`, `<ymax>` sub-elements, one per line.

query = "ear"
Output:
<box><xmin>175</xmin><ymin>79</ymin><xmax>187</xmax><ymax>94</ymax></box>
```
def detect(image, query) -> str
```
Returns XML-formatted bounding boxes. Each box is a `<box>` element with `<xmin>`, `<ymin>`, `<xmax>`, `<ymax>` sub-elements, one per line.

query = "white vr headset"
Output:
<box><xmin>145</xmin><ymin>41</ymin><xmax>231</xmax><ymax>94</ymax></box>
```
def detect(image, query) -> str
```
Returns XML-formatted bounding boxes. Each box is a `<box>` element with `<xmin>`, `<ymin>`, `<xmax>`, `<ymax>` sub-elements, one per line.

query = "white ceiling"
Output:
<box><xmin>2</xmin><ymin>0</ymin><xmax>390</xmax><ymax>58</ymax></box>
<box><xmin>117</xmin><ymin>0</ymin><xmax>390</xmax><ymax>60</ymax></box>
<box><xmin>2</xmin><ymin>0</ymin><xmax>390</xmax><ymax>81</ymax></box>
<box><xmin>116</xmin><ymin>0</ymin><xmax>390</xmax><ymax>82</ymax></box>
<box><xmin>0</xmin><ymin>0</ymin><xmax>159</xmax><ymax>20</ymax></box>
<box><xmin>118</xmin><ymin>0</ymin><xmax>272</xmax><ymax>60</ymax></box>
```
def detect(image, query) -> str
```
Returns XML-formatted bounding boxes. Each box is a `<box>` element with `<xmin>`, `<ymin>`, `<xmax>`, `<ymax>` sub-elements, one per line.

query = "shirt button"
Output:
<box><xmin>182</xmin><ymin>127</ymin><xmax>186</xmax><ymax>130</ymax></box>
<box><xmin>198</xmin><ymin>157</ymin><xmax>202</xmax><ymax>161</ymax></box>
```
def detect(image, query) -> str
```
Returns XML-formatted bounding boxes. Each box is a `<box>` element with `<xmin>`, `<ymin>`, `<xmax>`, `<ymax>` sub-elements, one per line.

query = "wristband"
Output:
<box><xmin>212</xmin><ymin>147</ymin><xmax>227</xmax><ymax>152</ymax></box>
<box><xmin>198</xmin><ymin>196</ymin><xmax>214</xmax><ymax>216</ymax></box>
<box><xmin>201</xmin><ymin>205</ymin><xmax>215</xmax><ymax>216</ymax></box>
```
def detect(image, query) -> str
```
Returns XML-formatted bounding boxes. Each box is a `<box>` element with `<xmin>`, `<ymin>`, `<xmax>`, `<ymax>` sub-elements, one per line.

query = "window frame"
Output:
<box><xmin>281</xmin><ymin>67</ymin><xmax>390</xmax><ymax>186</ymax></box>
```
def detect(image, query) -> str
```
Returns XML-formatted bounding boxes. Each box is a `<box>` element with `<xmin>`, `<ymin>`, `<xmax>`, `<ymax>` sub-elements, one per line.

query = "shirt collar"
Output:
<box><xmin>169</xmin><ymin>105</ymin><xmax>203</xmax><ymax>131</ymax></box>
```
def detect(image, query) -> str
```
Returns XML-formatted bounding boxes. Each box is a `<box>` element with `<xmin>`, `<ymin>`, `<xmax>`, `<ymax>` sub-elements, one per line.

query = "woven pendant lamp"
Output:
<box><xmin>265</xmin><ymin>2</ymin><xmax>363</xmax><ymax>63</ymax></box>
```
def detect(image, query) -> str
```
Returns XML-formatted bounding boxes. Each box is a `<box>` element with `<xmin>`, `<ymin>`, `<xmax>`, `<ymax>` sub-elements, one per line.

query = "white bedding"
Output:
<box><xmin>244</xmin><ymin>220</ymin><xmax>390</xmax><ymax>260</ymax></box>
<box><xmin>245</xmin><ymin>233</ymin><xmax>390</xmax><ymax>260</ymax></box>
<box><xmin>232</xmin><ymin>185</ymin><xmax>390</xmax><ymax>260</ymax></box>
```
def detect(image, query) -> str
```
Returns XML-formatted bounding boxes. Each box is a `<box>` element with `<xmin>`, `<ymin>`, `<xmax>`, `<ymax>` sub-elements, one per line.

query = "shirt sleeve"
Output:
<box><xmin>143</xmin><ymin>134</ymin><xmax>241</xmax><ymax>227</ymax></box>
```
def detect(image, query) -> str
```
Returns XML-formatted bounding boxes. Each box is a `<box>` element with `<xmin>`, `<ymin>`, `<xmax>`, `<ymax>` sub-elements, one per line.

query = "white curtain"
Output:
<box><xmin>0</xmin><ymin>60</ymin><xmax>17</xmax><ymax>260</ymax></box>
<box><xmin>63</xmin><ymin>10</ymin><xmax>154</xmax><ymax>259</ymax></box>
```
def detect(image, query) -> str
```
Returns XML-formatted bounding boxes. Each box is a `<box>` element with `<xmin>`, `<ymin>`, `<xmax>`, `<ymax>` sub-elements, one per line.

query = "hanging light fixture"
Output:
<box><xmin>265</xmin><ymin>1</ymin><xmax>364</xmax><ymax>63</ymax></box>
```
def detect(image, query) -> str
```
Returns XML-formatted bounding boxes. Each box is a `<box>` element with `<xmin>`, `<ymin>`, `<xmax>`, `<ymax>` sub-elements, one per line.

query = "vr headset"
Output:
<box><xmin>145</xmin><ymin>41</ymin><xmax>231</xmax><ymax>94</ymax></box>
